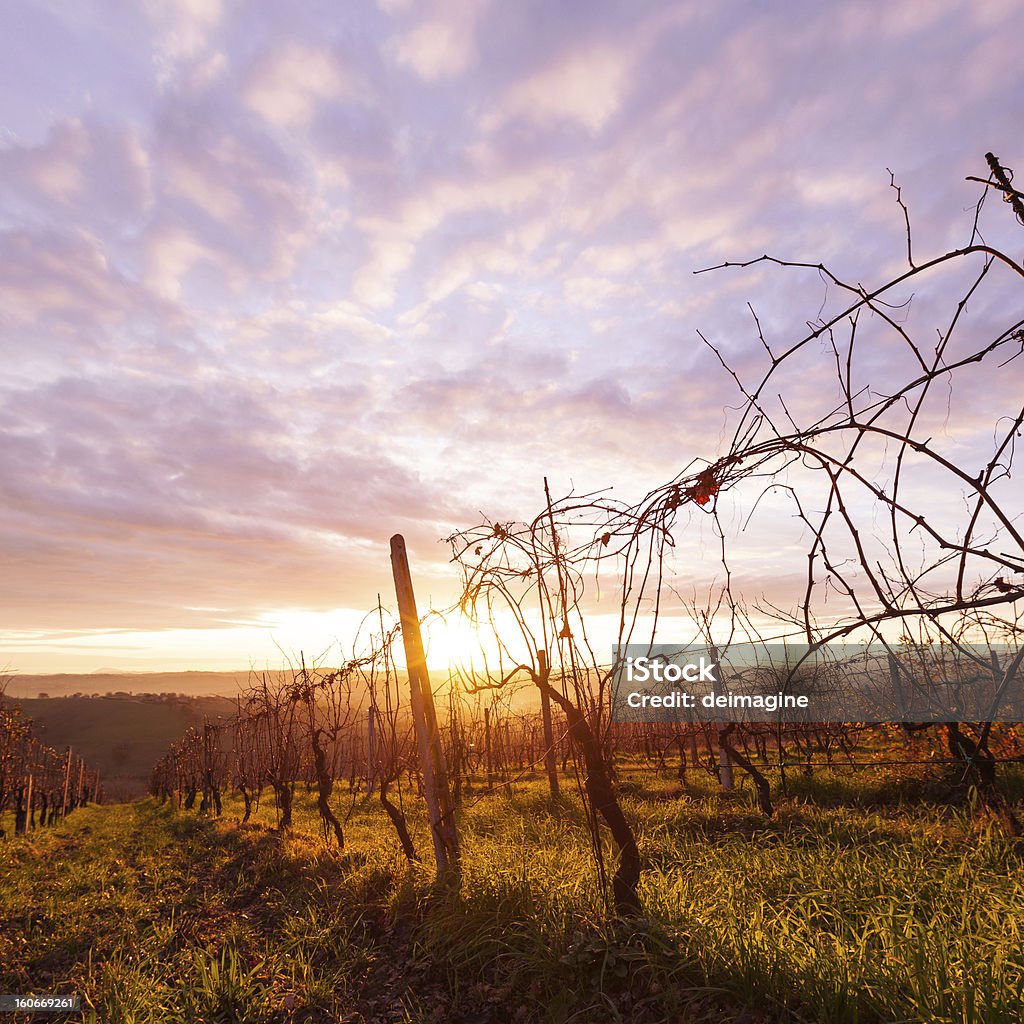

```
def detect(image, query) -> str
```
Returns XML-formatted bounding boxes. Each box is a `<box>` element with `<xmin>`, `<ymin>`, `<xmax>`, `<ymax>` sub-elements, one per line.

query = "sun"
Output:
<box><xmin>421</xmin><ymin>612</ymin><xmax>494</xmax><ymax>670</ymax></box>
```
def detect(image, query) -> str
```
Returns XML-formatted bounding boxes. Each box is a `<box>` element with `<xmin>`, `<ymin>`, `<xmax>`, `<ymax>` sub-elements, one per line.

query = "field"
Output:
<box><xmin>3</xmin><ymin>762</ymin><xmax>1024</xmax><ymax>1024</ymax></box>
<box><xmin>14</xmin><ymin>696</ymin><xmax>240</xmax><ymax>801</ymax></box>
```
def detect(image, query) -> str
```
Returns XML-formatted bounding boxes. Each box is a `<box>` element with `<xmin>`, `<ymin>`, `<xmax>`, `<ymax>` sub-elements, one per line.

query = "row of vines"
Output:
<box><xmin>0</xmin><ymin>687</ymin><xmax>102</xmax><ymax>837</ymax></box>
<box><xmin>151</xmin><ymin>155</ymin><xmax>1024</xmax><ymax>915</ymax></box>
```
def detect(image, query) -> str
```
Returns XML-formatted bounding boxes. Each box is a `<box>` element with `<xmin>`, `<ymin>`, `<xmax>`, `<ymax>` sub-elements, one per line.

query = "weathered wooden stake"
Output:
<box><xmin>718</xmin><ymin>737</ymin><xmax>734</xmax><ymax>791</ymax></box>
<box><xmin>709</xmin><ymin>644</ymin><xmax>734</xmax><ymax>791</ymax></box>
<box><xmin>366</xmin><ymin>707</ymin><xmax>378</xmax><ymax>796</ymax></box>
<box><xmin>888</xmin><ymin>652</ymin><xmax>908</xmax><ymax>719</ymax></box>
<box><xmin>61</xmin><ymin>747</ymin><xmax>73</xmax><ymax>818</ymax></box>
<box><xmin>14</xmin><ymin>783</ymin><xmax>26</xmax><ymax>834</ymax></box>
<box><xmin>484</xmin><ymin>706</ymin><xmax>494</xmax><ymax>791</ymax></box>
<box><xmin>390</xmin><ymin>534</ymin><xmax>460</xmax><ymax>880</ymax></box>
<box><xmin>538</xmin><ymin>650</ymin><xmax>560</xmax><ymax>798</ymax></box>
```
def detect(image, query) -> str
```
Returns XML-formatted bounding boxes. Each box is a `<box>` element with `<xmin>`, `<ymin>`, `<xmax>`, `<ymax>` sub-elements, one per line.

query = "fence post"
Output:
<box><xmin>390</xmin><ymin>534</ymin><xmax>460</xmax><ymax>880</ymax></box>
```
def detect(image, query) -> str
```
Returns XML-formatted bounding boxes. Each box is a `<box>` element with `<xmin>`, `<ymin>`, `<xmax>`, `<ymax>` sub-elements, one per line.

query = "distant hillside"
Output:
<box><xmin>10</xmin><ymin>694</ymin><xmax>239</xmax><ymax>801</ymax></box>
<box><xmin>2</xmin><ymin>668</ymin><xmax>468</xmax><ymax>700</ymax></box>
<box><xmin>3</xmin><ymin>670</ymin><xmax>252</xmax><ymax>699</ymax></box>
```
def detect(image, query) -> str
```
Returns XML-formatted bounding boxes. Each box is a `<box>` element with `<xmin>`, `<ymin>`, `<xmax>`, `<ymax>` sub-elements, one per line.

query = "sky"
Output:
<box><xmin>2</xmin><ymin>0</ymin><xmax>1023</xmax><ymax>674</ymax></box>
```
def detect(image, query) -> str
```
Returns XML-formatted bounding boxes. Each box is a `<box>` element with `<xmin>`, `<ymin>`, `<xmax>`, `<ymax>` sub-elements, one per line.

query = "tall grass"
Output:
<box><xmin>1</xmin><ymin>765</ymin><xmax>1022</xmax><ymax>1022</ymax></box>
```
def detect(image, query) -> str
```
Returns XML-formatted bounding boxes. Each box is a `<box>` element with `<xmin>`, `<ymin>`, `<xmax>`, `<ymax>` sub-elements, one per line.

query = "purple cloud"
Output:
<box><xmin>1</xmin><ymin>0</ymin><xmax>1021</xmax><ymax>670</ymax></box>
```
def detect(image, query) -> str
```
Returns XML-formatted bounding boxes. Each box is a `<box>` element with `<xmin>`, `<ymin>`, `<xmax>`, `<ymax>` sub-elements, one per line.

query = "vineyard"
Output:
<box><xmin>147</xmin><ymin>636</ymin><xmax>1024</xmax><ymax>892</ymax></box>
<box><xmin>0</xmin><ymin>683</ymin><xmax>101</xmax><ymax>839</ymax></box>
<box><xmin>135</xmin><ymin>163</ymin><xmax>1024</xmax><ymax>1018</ymax></box>
<box><xmin>3</xmin><ymin>160</ymin><xmax>1024</xmax><ymax>1021</ymax></box>
<box><xmin>3</xmin><ymin>738</ymin><xmax>1024</xmax><ymax>1021</ymax></box>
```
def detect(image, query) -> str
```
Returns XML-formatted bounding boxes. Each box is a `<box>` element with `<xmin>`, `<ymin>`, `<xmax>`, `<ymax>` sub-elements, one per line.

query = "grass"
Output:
<box><xmin>1</xmin><ymin>765</ymin><xmax>1023</xmax><ymax>1022</ymax></box>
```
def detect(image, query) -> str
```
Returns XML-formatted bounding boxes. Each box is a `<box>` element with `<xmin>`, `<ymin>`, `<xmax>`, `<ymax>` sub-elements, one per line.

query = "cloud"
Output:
<box><xmin>348</xmin><ymin>162</ymin><xmax>562</xmax><ymax>308</ymax></box>
<box><xmin>243</xmin><ymin>42</ymin><xmax>358</xmax><ymax>129</ymax></box>
<box><xmin>2</xmin><ymin>0</ymin><xmax>1023</xmax><ymax>669</ymax></box>
<box><xmin>145</xmin><ymin>106</ymin><xmax>313</xmax><ymax>295</ymax></box>
<box><xmin>484</xmin><ymin>43</ymin><xmax>633</xmax><ymax>134</ymax></box>
<box><xmin>0</xmin><ymin>370</ymin><xmax>460</xmax><ymax>634</ymax></box>
<box><xmin>143</xmin><ymin>0</ymin><xmax>225</xmax><ymax>82</ymax></box>
<box><xmin>0</xmin><ymin>229</ymin><xmax>163</xmax><ymax>364</ymax></box>
<box><xmin>0</xmin><ymin>118</ymin><xmax>153</xmax><ymax>227</ymax></box>
<box><xmin>387</xmin><ymin>0</ymin><xmax>489</xmax><ymax>81</ymax></box>
<box><xmin>142</xmin><ymin>220</ymin><xmax>221</xmax><ymax>300</ymax></box>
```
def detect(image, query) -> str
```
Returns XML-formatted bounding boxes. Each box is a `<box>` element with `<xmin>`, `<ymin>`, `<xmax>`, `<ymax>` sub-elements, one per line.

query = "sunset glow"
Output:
<box><xmin>2</xmin><ymin>2</ymin><xmax>1022</xmax><ymax>675</ymax></box>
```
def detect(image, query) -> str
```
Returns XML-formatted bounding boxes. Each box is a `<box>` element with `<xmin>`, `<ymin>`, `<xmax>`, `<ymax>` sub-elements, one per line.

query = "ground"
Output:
<box><xmin>1</xmin><ymin>765</ymin><xmax>1023</xmax><ymax>1023</ymax></box>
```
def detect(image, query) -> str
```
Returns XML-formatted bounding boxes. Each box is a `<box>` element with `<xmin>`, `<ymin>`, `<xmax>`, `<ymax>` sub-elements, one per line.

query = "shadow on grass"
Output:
<box><xmin>129</xmin><ymin>794</ymin><xmax>1023</xmax><ymax>1024</ymax></box>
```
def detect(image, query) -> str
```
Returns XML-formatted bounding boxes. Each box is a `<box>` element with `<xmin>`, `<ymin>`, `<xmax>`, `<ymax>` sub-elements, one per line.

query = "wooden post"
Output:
<box><xmin>76</xmin><ymin>758</ymin><xmax>85</xmax><ymax>807</ymax></box>
<box><xmin>447</xmin><ymin>686</ymin><xmax>463</xmax><ymax>805</ymax></box>
<box><xmin>366</xmin><ymin>707</ymin><xmax>378</xmax><ymax>796</ymax></box>
<box><xmin>390</xmin><ymin>534</ymin><xmax>460</xmax><ymax>879</ymax></box>
<box><xmin>718</xmin><ymin>737</ymin><xmax>734</xmax><ymax>791</ymax></box>
<box><xmin>484</xmin><ymin>706</ymin><xmax>494</xmax><ymax>791</ymax></box>
<box><xmin>14</xmin><ymin>777</ymin><xmax>27</xmax><ymax>835</ymax></box>
<box><xmin>538</xmin><ymin>651</ymin><xmax>560</xmax><ymax>798</ymax></box>
<box><xmin>888</xmin><ymin>652</ymin><xmax>908</xmax><ymax>720</ymax></box>
<box><xmin>61</xmin><ymin>747</ymin><xmax>73</xmax><ymax>818</ymax></box>
<box><xmin>709</xmin><ymin>643</ymin><xmax>734</xmax><ymax>791</ymax></box>
<box><xmin>25</xmin><ymin>773</ymin><xmax>34</xmax><ymax>830</ymax></box>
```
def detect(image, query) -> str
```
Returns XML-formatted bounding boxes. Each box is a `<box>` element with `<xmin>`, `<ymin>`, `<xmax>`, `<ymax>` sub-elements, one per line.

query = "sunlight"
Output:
<box><xmin>421</xmin><ymin>611</ymin><xmax>495</xmax><ymax>670</ymax></box>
